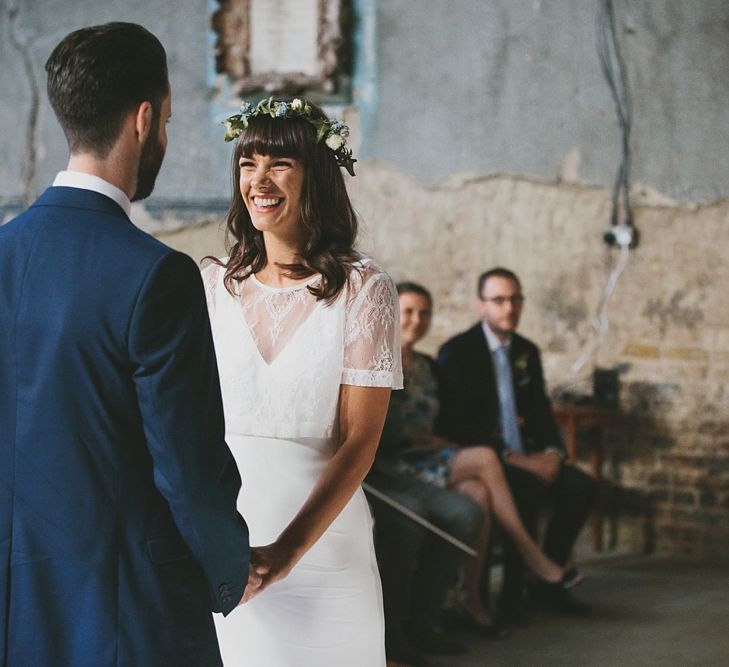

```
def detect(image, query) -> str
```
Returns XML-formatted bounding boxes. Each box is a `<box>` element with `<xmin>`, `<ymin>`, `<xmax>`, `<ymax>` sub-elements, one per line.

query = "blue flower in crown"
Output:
<box><xmin>275</xmin><ymin>102</ymin><xmax>289</xmax><ymax>117</ymax></box>
<box><xmin>240</xmin><ymin>102</ymin><xmax>255</xmax><ymax>115</ymax></box>
<box><xmin>331</xmin><ymin>121</ymin><xmax>344</xmax><ymax>132</ymax></box>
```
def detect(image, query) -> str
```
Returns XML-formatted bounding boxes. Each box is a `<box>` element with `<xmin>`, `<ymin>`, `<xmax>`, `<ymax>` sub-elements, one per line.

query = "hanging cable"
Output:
<box><xmin>569</xmin><ymin>244</ymin><xmax>630</xmax><ymax>375</ymax></box>
<box><xmin>597</xmin><ymin>0</ymin><xmax>634</xmax><ymax>232</ymax></box>
<box><xmin>562</xmin><ymin>0</ymin><xmax>637</xmax><ymax>383</ymax></box>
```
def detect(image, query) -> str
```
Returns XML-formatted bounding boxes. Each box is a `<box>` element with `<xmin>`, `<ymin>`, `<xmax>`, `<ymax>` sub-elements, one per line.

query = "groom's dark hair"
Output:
<box><xmin>45</xmin><ymin>22</ymin><xmax>168</xmax><ymax>157</ymax></box>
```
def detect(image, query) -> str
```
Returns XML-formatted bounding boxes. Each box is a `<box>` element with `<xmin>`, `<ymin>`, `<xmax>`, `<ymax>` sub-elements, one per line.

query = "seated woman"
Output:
<box><xmin>371</xmin><ymin>282</ymin><xmax>581</xmax><ymax>660</ymax></box>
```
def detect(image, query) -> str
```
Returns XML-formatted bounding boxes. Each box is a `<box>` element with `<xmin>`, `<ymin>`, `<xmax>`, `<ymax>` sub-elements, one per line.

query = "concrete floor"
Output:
<box><xmin>424</xmin><ymin>555</ymin><xmax>729</xmax><ymax>667</ymax></box>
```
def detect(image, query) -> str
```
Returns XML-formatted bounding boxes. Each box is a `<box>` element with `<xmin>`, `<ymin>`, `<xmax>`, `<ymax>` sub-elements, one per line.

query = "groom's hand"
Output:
<box><xmin>248</xmin><ymin>543</ymin><xmax>297</xmax><ymax>596</ymax></box>
<box><xmin>239</xmin><ymin>563</ymin><xmax>263</xmax><ymax>605</ymax></box>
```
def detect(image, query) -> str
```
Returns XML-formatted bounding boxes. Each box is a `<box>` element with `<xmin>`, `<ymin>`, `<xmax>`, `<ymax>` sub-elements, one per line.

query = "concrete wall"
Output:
<box><xmin>369</xmin><ymin>0</ymin><xmax>729</xmax><ymax>203</ymax></box>
<box><xmin>0</xmin><ymin>0</ymin><xmax>231</xmax><ymax>214</ymax></box>
<box><xmin>2</xmin><ymin>1</ymin><xmax>728</xmax><ymax>555</ymax></box>
<box><xmin>4</xmin><ymin>1</ymin><xmax>729</xmax><ymax>207</ymax></box>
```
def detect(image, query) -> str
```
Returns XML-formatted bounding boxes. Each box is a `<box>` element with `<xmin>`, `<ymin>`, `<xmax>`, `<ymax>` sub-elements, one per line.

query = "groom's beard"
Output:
<box><xmin>132</xmin><ymin>128</ymin><xmax>166</xmax><ymax>202</ymax></box>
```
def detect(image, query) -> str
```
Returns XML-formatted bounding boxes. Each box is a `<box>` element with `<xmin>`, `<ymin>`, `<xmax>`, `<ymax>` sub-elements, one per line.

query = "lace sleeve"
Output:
<box><xmin>201</xmin><ymin>261</ymin><xmax>222</xmax><ymax>316</ymax></box>
<box><xmin>342</xmin><ymin>264</ymin><xmax>404</xmax><ymax>389</ymax></box>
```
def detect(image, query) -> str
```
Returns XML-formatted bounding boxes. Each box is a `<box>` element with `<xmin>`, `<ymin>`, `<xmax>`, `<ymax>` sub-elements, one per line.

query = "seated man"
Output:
<box><xmin>437</xmin><ymin>267</ymin><xmax>596</xmax><ymax>620</ymax></box>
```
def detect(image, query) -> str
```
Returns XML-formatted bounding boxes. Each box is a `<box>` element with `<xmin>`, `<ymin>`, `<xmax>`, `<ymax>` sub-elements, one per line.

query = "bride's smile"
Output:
<box><xmin>239</xmin><ymin>152</ymin><xmax>305</xmax><ymax>238</ymax></box>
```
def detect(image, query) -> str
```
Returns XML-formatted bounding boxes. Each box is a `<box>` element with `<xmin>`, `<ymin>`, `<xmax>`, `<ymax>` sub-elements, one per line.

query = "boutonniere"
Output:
<box><xmin>514</xmin><ymin>354</ymin><xmax>531</xmax><ymax>385</ymax></box>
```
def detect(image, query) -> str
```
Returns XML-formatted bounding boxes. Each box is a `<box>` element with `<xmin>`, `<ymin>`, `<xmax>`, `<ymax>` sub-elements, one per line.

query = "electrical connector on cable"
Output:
<box><xmin>603</xmin><ymin>224</ymin><xmax>637</xmax><ymax>248</ymax></box>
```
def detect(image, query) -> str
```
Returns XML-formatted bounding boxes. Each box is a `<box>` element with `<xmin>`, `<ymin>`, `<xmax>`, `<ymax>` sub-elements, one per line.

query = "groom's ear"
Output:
<box><xmin>133</xmin><ymin>101</ymin><xmax>154</xmax><ymax>145</ymax></box>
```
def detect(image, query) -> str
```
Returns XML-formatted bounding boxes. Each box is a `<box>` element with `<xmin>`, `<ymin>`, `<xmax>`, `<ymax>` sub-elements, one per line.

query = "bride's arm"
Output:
<box><xmin>248</xmin><ymin>383</ymin><xmax>391</xmax><ymax>595</ymax></box>
<box><xmin>247</xmin><ymin>264</ymin><xmax>401</xmax><ymax>598</ymax></box>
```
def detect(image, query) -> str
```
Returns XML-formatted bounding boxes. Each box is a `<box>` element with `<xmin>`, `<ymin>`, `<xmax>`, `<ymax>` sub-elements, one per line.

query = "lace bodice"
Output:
<box><xmin>202</xmin><ymin>257</ymin><xmax>403</xmax><ymax>439</ymax></box>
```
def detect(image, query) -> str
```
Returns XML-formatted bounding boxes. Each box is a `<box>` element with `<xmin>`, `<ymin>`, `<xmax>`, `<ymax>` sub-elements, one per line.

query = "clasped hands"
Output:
<box><xmin>239</xmin><ymin>542</ymin><xmax>297</xmax><ymax>605</ymax></box>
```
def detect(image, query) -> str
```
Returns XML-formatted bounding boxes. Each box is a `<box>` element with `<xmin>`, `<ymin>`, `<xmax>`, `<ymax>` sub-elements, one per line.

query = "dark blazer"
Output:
<box><xmin>0</xmin><ymin>187</ymin><xmax>250</xmax><ymax>666</ymax></box>
<box><xmin>436</xmin><ymin>323</ymin><xmax>564</xmax><ymax>456</ymax></box>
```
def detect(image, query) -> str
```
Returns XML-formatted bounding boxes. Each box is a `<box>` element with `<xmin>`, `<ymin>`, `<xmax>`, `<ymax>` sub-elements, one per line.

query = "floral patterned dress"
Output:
<box><xmin>379</xmin><ymin>352</ymin><xmax>457</xmax><ymax>488</ymax></box>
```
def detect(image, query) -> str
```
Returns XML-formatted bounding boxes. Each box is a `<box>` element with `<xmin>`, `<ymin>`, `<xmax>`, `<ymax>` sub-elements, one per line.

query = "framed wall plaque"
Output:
<box><xmin>212</xmin><ymin>0</ymin><xmax>352</xmax><ymax>98</ymax></box>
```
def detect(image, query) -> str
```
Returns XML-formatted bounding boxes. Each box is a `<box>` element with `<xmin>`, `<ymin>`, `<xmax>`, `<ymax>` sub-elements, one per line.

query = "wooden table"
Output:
<box><xmin>552</xmin><ymin>403</ymin><xmax>619</xmax><ymax>551</ymax></box>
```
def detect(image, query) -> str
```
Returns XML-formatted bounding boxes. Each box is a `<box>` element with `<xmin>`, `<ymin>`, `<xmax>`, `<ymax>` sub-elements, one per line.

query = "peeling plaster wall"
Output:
<box><xmin>352</xmin><ymin>168</ymin><xmax>729</xmax><ymax>556</ymax></box>
<box><xmin>1</xmin><ymin>1</ymin><xmax>728</xmax><ymax>555</ymax></box>
<box><xmin>160</xmin><ymin>166</ymin><xmax>729</xmax><ymax>556</ymax></box>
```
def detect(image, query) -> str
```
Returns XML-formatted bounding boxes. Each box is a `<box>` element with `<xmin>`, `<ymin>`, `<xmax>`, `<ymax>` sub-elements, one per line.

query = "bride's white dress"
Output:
<box><xmin>202</xmin><ymin>257</ymin><xmax>403</xmax><ymax>666</ymax></box>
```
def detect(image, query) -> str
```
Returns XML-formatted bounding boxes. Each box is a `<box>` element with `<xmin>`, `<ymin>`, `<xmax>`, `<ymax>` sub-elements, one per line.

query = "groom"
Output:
<box><xmin>0</xmin><ymin>23</ymin><xmax>256</xmax><ymax>666</ymax></box>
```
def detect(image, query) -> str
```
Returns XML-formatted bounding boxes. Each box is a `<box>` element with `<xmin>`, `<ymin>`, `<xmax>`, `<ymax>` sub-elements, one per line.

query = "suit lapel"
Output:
<box><xmin>466</xmin><ymin>323</ymin><xmax>499</xmax><ymax>412</ymax></box>
<box><xmin>467</xmin><ymin>323</ymin><xmax>492</xmax><ymax>375</ymax></box>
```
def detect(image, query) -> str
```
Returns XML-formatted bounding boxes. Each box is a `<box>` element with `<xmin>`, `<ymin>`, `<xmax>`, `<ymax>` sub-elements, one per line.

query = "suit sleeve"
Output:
<box><xmin>528</xmin><ymin>347</ymin><xmax>565</xmax><ymax>456</ymax></box>
<box><xmin>128</xmin><ymin>250</ymin><xmax>250</xmax><ymax>615</ymax></box>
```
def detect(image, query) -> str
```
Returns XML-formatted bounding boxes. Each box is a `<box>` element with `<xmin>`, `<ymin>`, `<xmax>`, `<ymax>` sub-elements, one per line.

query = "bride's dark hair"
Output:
<box><xmin>209</xmin><ymin>100</ymin><xmax>360</xmax><ymax>304</ymax></box>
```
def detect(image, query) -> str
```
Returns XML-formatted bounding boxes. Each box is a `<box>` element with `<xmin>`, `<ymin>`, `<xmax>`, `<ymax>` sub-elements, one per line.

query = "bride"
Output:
<box><xmin>203</xmin><ymin>98</ymin><xmax>402</xmax><ymax>666</ymax></box>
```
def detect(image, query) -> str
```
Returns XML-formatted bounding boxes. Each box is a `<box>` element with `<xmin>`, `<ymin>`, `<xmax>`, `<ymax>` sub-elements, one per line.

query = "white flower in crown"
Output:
<box><xmin>325</xmin><ymin>133</ymin><xmax>344</xmax><ymax>151</ymax></box>
<box><xmin>291</xmin><ymin>98</ymin><xmax>304</xmax><ymax>111</ymax></box>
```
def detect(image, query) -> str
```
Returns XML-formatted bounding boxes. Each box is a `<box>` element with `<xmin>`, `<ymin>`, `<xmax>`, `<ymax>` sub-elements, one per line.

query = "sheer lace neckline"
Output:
<box><xmin>237</xmin><ymin>275</ymin><xmax>322</xmax><ymax>365</ymax></box>
<box><xmin>249</xmin><ymin>271</ymin><xmax>320</xmax><ymax>293</ymax></box>
<box><xmin>202</xmin><ymin>256</ymin><xmax>403</xmax><ymax>390</ymax></box>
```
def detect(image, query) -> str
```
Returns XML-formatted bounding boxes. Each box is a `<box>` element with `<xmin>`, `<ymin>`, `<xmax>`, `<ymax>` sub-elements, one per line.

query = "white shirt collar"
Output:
<box><xmin>481</xmin><ymin>321</ymin><xmax>511</xmax><ymax>352</ymax></box>
<box><xmin>53</xmin><ymin>170</ymin><xmax>132</xmax><ymax>218</ymax></box>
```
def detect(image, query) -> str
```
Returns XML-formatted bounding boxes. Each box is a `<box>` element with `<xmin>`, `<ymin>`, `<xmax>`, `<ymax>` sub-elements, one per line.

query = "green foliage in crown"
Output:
<box><xmin>223</xmin><ymin>97</ymin><xmax>357</xmax><ymax>177</ymax></box>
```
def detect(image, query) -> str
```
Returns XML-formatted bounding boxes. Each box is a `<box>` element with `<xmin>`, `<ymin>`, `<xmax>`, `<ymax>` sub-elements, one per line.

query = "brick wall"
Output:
<box><xmin>156</xmin><ymin>162</ymin><xmax>729</xmax><ymax>556</ymax></box>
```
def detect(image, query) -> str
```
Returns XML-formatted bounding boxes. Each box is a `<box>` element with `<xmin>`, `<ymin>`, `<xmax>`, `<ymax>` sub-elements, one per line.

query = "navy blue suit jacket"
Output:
<box><xmin>0</xmin><ymin>187</ymin><xmax>250</xmax><ymax>666</ymax></box>
<box><xmin>436</xmin><ymin>324</ymin><xmax>565</xmax><ymax>456</ymax></box>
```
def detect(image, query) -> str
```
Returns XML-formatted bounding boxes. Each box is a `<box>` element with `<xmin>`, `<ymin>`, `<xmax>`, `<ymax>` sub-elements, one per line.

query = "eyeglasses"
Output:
<box><xmin>480</xmin><ymin>295</ymin><xmax>525</xmax><ymax>306</ymax></box>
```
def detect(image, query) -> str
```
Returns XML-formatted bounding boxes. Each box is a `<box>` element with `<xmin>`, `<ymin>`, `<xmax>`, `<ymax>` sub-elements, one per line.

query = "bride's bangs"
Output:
<box><xmin>239</xmin><ymin>116</ymin><xmax>309</xmax><ymax>161</ymax></box>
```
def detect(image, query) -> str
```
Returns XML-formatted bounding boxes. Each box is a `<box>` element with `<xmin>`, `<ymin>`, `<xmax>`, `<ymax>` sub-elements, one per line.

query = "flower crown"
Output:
<box><xmin>223</xmin><ymin>97</ymin><xmax>357</xmax><ymax>176</ymax></box>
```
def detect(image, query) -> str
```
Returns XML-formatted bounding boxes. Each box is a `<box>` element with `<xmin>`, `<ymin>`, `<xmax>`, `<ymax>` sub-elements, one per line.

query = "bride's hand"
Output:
<box><xmin>248</xmin><ymin>543</ymin><xmax>298</xmax><ymax>595</ymax></box>
<box><xmin>239</xmin><ymin>563</ymin><xmax>263</xmax><ymax>604</ymax></box>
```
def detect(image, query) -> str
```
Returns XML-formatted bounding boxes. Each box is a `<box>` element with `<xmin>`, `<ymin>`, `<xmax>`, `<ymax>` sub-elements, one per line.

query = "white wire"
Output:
<box><xmin>558</xmin><ymin>1</ymin><xmax>634</xmax><ymax>386</ymax></box>
<box><xmin>569</xmin><ymin>243</ymin><xmax>630</xmax><ymax>376</ymax></box>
